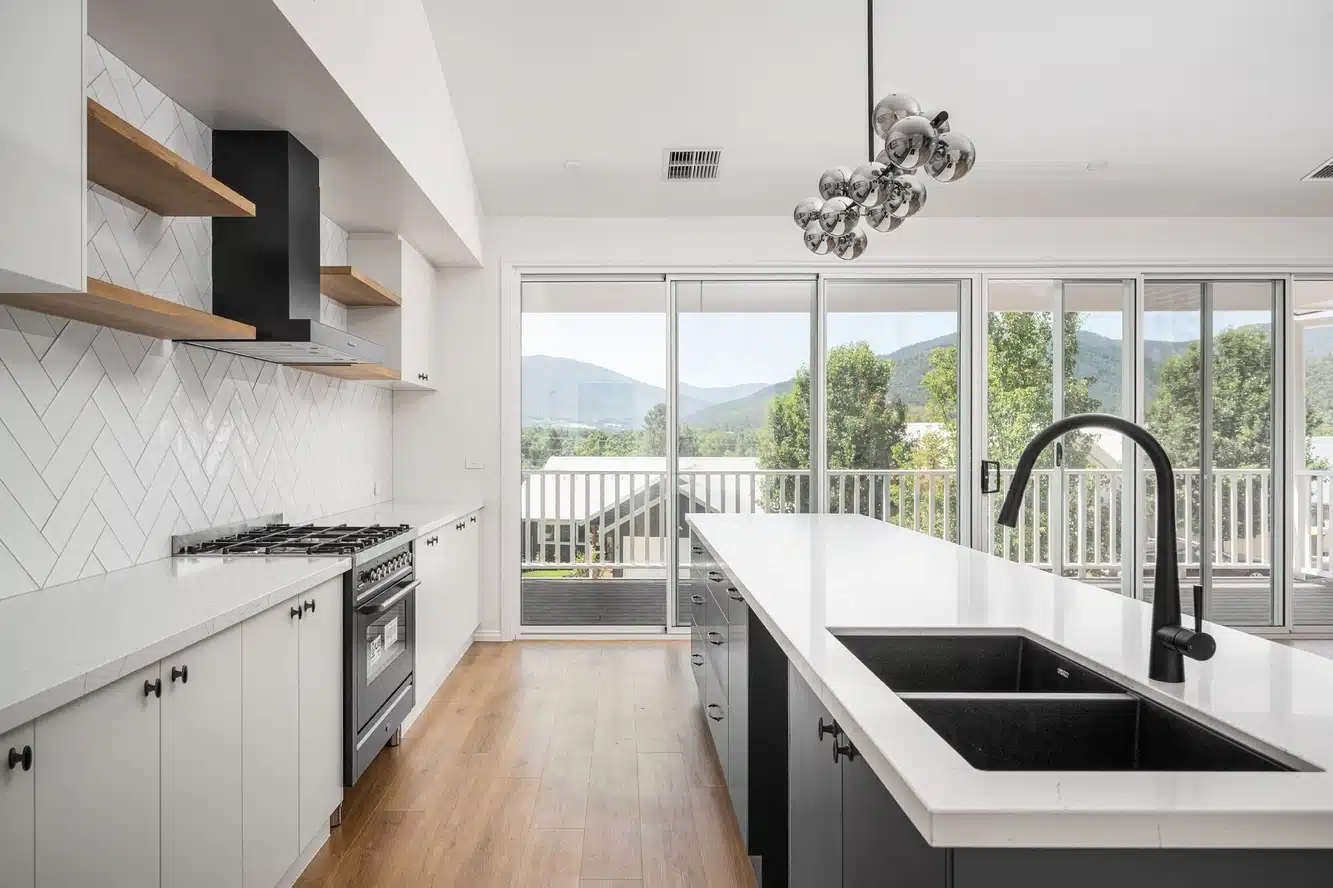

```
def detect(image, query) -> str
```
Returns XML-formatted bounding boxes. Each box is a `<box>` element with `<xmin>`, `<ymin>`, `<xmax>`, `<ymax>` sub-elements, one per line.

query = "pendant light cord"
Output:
<box><xmin>866</xmin><ymin>0</ymin><xmax>875</xmax><ymax>163</ymax></box>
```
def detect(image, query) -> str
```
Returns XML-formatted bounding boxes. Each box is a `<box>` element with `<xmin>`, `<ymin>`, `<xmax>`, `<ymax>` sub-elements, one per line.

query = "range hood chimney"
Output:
<box><xmin>186</xmin><ymin>131</ymin><xmax>385</xmax><ymax>365</ymax></box>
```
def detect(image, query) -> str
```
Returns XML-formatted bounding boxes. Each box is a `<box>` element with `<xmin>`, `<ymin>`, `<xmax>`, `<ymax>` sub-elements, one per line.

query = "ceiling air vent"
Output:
<box><xmin>663</xmin><ymin>148</ymin><xmax>721</xmax><ymax>181</ymax></box>
<box><xmin>1303</xmin><ymin>156</ymin><xmax>1333</xmax><ymax>181</ymax></box>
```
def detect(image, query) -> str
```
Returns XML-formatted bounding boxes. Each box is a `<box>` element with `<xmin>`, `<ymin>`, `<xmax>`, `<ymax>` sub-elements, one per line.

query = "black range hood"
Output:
<box><xmin>186</xmin><ymin>130</ymin><xmax>384</xmax><ymax>365</ymax></box>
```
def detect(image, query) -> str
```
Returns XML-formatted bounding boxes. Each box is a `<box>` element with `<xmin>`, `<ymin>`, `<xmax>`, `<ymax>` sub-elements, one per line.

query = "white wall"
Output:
<box><xmin>272</xmin><ymin>0</ymin><xmax>483</xmax><ymax>263</ymax></box>
<box><xmin>0</xmin><ymin>41</ymin><xmax>393</xmax><ymax>599</ymax></box>
<box><xmin>393</xmin><ymin>214</ymin><xmax>1333</xmax><ymax>638</ymax></box>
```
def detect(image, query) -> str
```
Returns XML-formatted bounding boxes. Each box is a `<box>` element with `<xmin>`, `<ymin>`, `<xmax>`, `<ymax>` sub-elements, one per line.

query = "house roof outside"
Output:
<box><xmin>522</xmin><ymin>456</ymin><xmax>773</xmax><ymax>521</ymax></box>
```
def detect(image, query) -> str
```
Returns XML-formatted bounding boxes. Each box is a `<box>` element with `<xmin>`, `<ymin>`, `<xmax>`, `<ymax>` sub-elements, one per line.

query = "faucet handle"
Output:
<box><xmin>1192</xmin><ymin>584</ymin><xmax>1204</xmax><ymax>633</ymax></box>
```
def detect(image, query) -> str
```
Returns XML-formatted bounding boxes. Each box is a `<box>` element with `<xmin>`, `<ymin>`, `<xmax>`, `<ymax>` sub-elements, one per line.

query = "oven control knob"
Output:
<box><xmin>359</xmin><ymin>570</ymin><xmax>369</xmax><ymax>584</ymax></box>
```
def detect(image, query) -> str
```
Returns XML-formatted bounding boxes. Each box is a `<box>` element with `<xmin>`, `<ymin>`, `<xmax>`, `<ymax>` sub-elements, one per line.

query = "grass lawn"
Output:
<box><xmin>522</xmin><ymin>569</ymin><xmax>575</xmax><ymax>578</ymax></box>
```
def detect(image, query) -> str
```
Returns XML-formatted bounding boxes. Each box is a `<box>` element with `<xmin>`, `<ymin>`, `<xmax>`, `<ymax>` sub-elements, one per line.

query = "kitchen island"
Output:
<box><xmin>687</xmin><ymin>513</ymin><xmax>1333</xmax><ymax>887</ymax></box>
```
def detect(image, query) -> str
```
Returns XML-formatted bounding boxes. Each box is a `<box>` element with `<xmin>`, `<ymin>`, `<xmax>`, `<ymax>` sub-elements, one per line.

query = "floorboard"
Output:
<box><xmin>295</xmin><ymin>640</ymin><xmax>753</xmax><ymax>888</ymax></box>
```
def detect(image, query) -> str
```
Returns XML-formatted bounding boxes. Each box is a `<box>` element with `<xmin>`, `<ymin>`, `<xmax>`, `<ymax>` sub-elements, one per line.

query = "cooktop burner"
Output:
<box><xmin>177</xmin><ymin>523</ymin><xmax>411</xmax><ymax>556</ymax></box>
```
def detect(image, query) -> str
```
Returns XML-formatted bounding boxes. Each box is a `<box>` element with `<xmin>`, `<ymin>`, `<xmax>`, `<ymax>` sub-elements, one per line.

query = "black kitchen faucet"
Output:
<box><xmin>995</xmin><ymin>414</ymin><xmax>1216</xmax><ymax>683</ymax></box>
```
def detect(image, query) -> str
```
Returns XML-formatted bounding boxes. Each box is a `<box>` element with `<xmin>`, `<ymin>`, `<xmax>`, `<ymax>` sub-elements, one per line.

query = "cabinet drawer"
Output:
<box><xmin>690</xmin><ymin>620</ymin><xmax>707</xmax><ymax>702</ymax></box>
<box><xmin>703</xmin><ymin>586</ymin><xmax>728</xmax><ymax>689</ymax></box>
<box><xmin>704</xmin><ymin>659</ymin><xmax>728</xmax><ymax>780</ymax></box>
<box><xmin>701</xmin><ymin>568</ymin><xmax>732</xmax><ymax>621</ymax></box>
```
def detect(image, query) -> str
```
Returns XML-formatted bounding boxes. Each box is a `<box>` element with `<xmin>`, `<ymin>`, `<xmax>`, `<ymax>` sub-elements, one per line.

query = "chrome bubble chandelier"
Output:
<box><xmin>795</xmin><ymin>93</ymin><xmax>975</xmax><ymax>260</ymax></box>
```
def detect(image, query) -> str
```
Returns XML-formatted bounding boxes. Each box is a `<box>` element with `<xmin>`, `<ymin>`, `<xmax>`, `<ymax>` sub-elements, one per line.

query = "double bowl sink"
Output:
<box><xmin>834</xmin><ymin>632</ymin><xmax>1313</xmax><ymax>772</ymax></box>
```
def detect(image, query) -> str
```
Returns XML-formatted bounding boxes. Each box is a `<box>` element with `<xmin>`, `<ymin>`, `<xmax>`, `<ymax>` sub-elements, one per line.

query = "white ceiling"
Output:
<box><xmin>426</xmin><ymin>0</ymin><xmax>1333</xmax><ymax>218</ymax></box>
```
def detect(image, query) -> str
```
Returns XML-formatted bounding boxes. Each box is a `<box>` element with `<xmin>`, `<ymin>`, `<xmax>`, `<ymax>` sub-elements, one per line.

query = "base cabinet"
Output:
<box><xmin>298</xmin><ymin>578</ymin><xmax>344</xmax><ymax>841</ymax></box>
<box><xmin>161</xmin><ymin>626</ymin><xmax>244</xmax><ymax>888</ymax></box>
<box><xmin>0</xmin><ymin>723</ymin><xmax>35</xmax><ymax>888</ymax></box>
<box><xmin>242</xmin><ymin>596</ymin><xmax>301</xmax><ymax>888</ymax></box>
<box><xmin>787</xmin><ymin>662</ymin><xmax>842</xmax><ymax>888</ymax></box>
<box><xmin>34</xmin><ymin>664</ymin><xmax>162</xmax><ymax>888</ymax></box>
<box><xmin>412</xmin><ymin>511</ymin><xmax>483</xmax><ymax>715</ymax></box>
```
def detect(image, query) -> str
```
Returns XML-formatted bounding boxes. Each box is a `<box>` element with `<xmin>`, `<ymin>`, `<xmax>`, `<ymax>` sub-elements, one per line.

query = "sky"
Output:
<box><xmin>522</xmin><ymin>309</ymin><xmax>1271</xmax><ymax>390</ymax></box>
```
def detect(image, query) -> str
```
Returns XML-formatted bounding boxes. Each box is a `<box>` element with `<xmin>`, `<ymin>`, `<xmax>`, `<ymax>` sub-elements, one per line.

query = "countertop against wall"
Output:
<box><xmin>688</xmin><ymin>512</ymin><xmax>1333</xmax><ymax>849</ymax></box>
<box><xmin>0</xmin><ymin>500</ymin><xmax>480</xmax><ymax>734</ymax></box>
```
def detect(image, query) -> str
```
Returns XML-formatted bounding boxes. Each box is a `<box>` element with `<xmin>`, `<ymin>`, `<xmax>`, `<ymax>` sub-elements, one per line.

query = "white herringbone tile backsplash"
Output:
<box><xmin>0</xmin><ymin>41</ymin><xmax>392</xmax><ymax>598</ymax></box>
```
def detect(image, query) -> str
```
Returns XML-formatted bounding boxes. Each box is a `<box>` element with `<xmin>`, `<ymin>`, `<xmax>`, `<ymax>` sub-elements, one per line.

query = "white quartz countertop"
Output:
<box><xmin>688</xmin><ymin>513</ymin><xmax>1333</xmax><ymax>849</ymax></box>
<box><xmin>0</xmin><ymin>500</ymin><xmax>479</xmax><ymax>735</ymax></box>
<box><xmin>319</xmin><ymin>499</ymin><xmax>483</xmax><ymax>537</ymax></box>
<box><xmin>0</xmin><ymin>555</ymin><xmax>348</xmax><ymax>734</ymax></box>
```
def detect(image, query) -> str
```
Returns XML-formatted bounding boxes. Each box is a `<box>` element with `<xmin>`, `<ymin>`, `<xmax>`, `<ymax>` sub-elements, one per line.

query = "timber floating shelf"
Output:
<box><xmin>87</xmin><ymin>98</ymin><xmax>256</xmax><ymax>218</ymax></box>
<box><xmin>301</xmin><ymin>363</ymin><xmax>401</xmax><ymax>382</ymax></box>
<box><xmin>319</xmin><ymin>267</ymin><xmax>401</xmax><ymax>307</ymax></box>
<box><xmin>0</xmin><ymin>278</ymin><xmax>257</xmax><ymax>342</ymax></box>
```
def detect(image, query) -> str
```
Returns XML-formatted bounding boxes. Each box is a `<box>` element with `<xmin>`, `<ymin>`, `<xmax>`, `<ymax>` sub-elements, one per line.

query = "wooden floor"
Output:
<box><xmin>297</xmin><ymin>641</ymin><xmax>755</xmax><ymax>888</ymax></box>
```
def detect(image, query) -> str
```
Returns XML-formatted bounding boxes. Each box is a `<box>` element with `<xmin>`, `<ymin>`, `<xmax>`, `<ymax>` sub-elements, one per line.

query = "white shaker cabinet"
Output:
<box><xmin>345</xmin><ymin>234</ymin><xmax>437</xmax><ymax>390</ymax></box>
<box><xmin>35</xmin><ymin>664</ymin><xmax>162</xmax><ymax>888</ymax></box>
<box><xmin>0</xmin><ymin>0</ymin><xmax>85</xmax><ymax>295</ymax></box>
<box><xmin>161</xmin><ymin>625</ymin><xmax>244</xmax><ymax>888</ymax></box>
<box><xmin>242</xmin><ymin>597</ymin><xmax>302</xmax><ymax>888</ymax></box>
<box><xmin>413</xmin><ymin>525</ymin><xmax>450</xmax><ymax>700</ymax></box>
<box><xmin>459</xmin><ymin>512</ymin><xmax>481</xmax><ymax>639</ymax></box>
<box><xmin>0</xmin><ymin>723</ymin><xmax>35</xmax><ymax>888</ymax></box>
<box><xmin>297</xmin><ymin>577</ymin><xmax>344</xmax><ymax>840</ymax></box>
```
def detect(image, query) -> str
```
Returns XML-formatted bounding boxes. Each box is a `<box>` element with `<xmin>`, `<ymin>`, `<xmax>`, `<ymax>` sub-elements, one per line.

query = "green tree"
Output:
<box><xmin>641</xmin><ymin>401</ymin><xmax>696</xmax><ymax>457</ymax></box>
<box><xmin>760</xmin><ymin>342</ymin><xmax>908</xmax><ymax>513</ymax></box>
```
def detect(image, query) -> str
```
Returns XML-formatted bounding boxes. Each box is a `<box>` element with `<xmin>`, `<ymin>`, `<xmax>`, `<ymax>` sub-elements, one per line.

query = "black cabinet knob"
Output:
<box><xmin>291</xmin><ymin>605</ymin><xmax>302</xmax><ymax>620</ymax></box>
<box><xmin>706</xmin><ymin>703</ymin><xmax>724</xmax><ymax>722</ymax></box>
<box><xmin>144</xmin><ymin>678</ymin><xmax>162</xmax><ymax>698</ymax></box>
<box><xmin>470</xmin><ymin>515</ymin><xmax>476</xmax><ymax>523</ymax></box>
<box><xmin>706</xmin><ymin>630</ymin><xmax>724</xmax><ymax>646</ymax></box>
<box><xmin>691</xmin><ymin>546</ymin><xmax>703</xmax><ymax>556</ymax></box>
<box><xmin>834</xmin><ymin>737</ymin><xmax>857</xmax><ymax>763</ymax></box>
<box><xmin>6</xmin><ymin>745</ymin><xmax>32</xmax><ymax>772</ymax></box>
<box><xmin>690</xmin><ymin>653</ymin><xmax>704</xmax><ymax>666</ymax></box>
<box><xmin>170</xmin><ymin>665</ymin><xmax>188</xmax><ymax>684</ymax></box>
<box><xmin>706</xmin><ymin>571</ymin><xmax>725</xmax><ymax>583</ymax></box>
<box><xmin>817</xmin><ymin>717</ymin><xmax>838</xmax><ymax>742</ymax></box>
<box><xmin>726</xmin><ymin>586</ymin><xmax>743</xmax><ymax>602</ymax></box>
<box><xmin>303</xmin><ymin>599</ymin><xmax>316</xmax><ymax>614</ymax></box>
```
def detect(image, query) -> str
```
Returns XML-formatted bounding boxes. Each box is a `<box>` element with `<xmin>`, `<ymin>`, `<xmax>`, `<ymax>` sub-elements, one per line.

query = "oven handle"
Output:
<box><xmin>357</xmin><ymin>579</ymin><xmax>420</xmax><ymax>616</ymax></box>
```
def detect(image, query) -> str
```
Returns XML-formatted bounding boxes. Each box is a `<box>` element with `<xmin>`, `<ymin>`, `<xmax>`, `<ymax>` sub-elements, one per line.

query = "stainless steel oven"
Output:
<box><xmin>344</xmin><ymin>543</ymin><xmax>417</xmax><ymax>784</ymax></box>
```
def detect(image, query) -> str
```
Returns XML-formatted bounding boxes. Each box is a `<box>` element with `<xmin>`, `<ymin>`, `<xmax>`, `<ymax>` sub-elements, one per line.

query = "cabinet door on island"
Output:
<box><xmin>787</xmin><ymin>662</ymin><xmax>842</xmax><ymax>888</ymax></box>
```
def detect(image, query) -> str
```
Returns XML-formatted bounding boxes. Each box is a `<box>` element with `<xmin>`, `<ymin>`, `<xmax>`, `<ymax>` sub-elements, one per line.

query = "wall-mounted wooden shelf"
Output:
<box><xmin>301</xmin><ymin>363</ymin><xmax>401</xmax><ymax>382</ymax></box>
<box><xmin>87</xmin><ymin>98</ymin><xmax>256</xmax><ymax>218</ymax></box>
<box><xmin>0</xmin><ymin>278</ymin><xmax>257</xmax><ymax>342</ymax></box>
<box><xmin>319</xmin><ymin>267</ymin><xmax>402</xmax><ymax>307</ymax></box>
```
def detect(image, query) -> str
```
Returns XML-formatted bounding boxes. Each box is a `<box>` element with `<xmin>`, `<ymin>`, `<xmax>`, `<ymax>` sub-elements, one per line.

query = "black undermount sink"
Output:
<box><xmin>833</xmin><ymin>632</ymin><xmax>1312</xmax><ymax>773</ymax></box>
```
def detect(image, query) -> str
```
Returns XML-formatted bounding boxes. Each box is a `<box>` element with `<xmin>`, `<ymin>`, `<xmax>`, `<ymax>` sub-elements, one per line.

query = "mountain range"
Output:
<box><xmin>524</xmin><ymin>324</ymin><xmax>1333</xmax><ymax>432</ymax></box>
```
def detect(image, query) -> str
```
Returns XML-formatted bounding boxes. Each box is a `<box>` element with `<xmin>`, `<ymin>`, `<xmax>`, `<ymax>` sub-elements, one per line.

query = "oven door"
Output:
<box><xmin>352</xmin><ymin>575</ymin><xmax>416</xmax><ymax>734</ymax></box>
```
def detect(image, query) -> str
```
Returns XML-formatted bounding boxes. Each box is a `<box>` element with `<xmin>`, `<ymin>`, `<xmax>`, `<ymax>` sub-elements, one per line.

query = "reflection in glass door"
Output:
<box><xmin>823</xmin><ymin>280</ymin><xmax>964</xmax><ymax>541</ymax></box>
<box><xmin>982</xmin><ymin>280</ymin><xmax>1133</xmax><ymax>593</ymax></box>
<box><xmin>674</xmin><ymin>280</ymin><xmax>816</xmax><ymax>626</ymax></box>
<box><xmin>1142</xmin><ymin>281</ymin><xmax>1279</xmax><ymax>627</ymax></box>
<box><xmin>1292</xmin><ymin>280</ymin><xmax>1333</xmax><ymax>626</ymax></box>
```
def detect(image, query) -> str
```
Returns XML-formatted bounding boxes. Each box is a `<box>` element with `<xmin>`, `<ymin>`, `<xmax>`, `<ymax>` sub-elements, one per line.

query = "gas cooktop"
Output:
<box><xmin>173</xmin><ymin>521</ymin><xmax>411</xmax><ymax>557</ymax></box>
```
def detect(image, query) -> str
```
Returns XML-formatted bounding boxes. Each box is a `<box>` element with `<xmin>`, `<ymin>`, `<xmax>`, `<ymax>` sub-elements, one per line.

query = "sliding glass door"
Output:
<box><xmin>674</xmin><ymin>280</ymin><xmax>816</xmax><ymax>626</ymax></box>
<box><xmin>1293</xmin><ymin>279</ymin><xmax>1333</xmax><ymax>626</ymax></box>
<box><xmin>1142</xmin><ymin>280</ymin><xmax>1280</xmax><ymax>627</ymax></box>
<box><xmin>823</xmin><ymin>279</ymin><xmax>965</xmax><ymax>541</ymax></box>
<box><xmin>982</xmin><ymin>279</ymin><xmax>1134</xmax><ymax>593</ymax></box>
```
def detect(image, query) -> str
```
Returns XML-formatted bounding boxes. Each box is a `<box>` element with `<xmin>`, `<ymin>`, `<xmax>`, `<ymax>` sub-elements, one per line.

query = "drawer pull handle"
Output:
<box><xmin>171</xmin><ymin>665</ymin><xmax>188</xmax><ymax>684</ymax></box>
<box><xmin>690</xmin><ymin>594</ymin><xmax>705</xmax><ymax>605</ymax></box>
<box><xmin>6</xmin><ymin>745</ymin><xmax>32</xmax><ymax>771</ymax></box>
<box><xmin>706</xmin><ymin>703</ymin><xmax>724</xmax><ymax>722</ymax></box>
<box><xmin>817</xmin><ymin>717</ymin><xmax>838</xmax><ymax>742</ymax></box>
<box><xmin>726</xmin><ymin>586</ymin><xmax>743</xmax><ymax>601</ymax></box>
<box><xmin>834</xmin><ymin>738</ymin><xmax>857</xmax><ymax>763</ymax></box>
<box><xmin>691</xmin><ymin>546</ymin><xmax>703</xmax><ymax>555</ymax></box>
<box><xmin>690</xmin><ymin>653</ymin><xmax>704</xmax><ymax>666</ymax></box>
<box><xmin>144</xmin><ymin>678</ymin><xmax>162</xmax><ymax>699</ymax></box>
<box><xmin>291</xmin><ymin>605</ymin><xmax>303</xmax><ymax>620</ymax></box>
<box><xmin>303</xmin><ymin>598</ymin><xmax>316</xmax><ymax>614</ymax></box>
<box><xmin>706</xmin><ymin>630</ymin><xmax>724</xmax><ymax>645</ymax></box>
<box><xmin>706</xmin><ymin>571</ymin><xmax>725</xmax><ymax>583</ymax></box>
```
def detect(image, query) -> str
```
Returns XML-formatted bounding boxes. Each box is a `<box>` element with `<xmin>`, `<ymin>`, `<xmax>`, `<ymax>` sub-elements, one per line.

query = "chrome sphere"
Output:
<box><xmin>803</xmin><ymin>220</ymin><xmax>836</xmax><ymax>255</ymax></box>
<box><xmin>921</xmin><ymin>109</ymin><xmax>950</xmax><ymax>134</ymax></box>
<box><xmin>887</xmin><ymin>175</ymin><xmax>927</xmax><ymax>219</ymax></box>
<box><xmin>884</xmin><ymin>116</ymin><xmax>938</xmax><ymax>171</ymax></box>
<box><xmin>817</xmin><ymin>196</ymin><xmax>860</xmax><ymax>236</ymax></box>
<box><xmin>848</xmin><ymin>162</ymin><xmax>891</xmax><ymax>208</ymax></box>
<box><xmin>817</xmin><ymin>166</ymin><xmax>853</xmax><ymax>200</ymax></box>
<box><xmin>864</xmin><ymin>204</ymin><xmax>904</xmax><ymax>233</ymax></box>
<box><xmin>871</xmin><ymin>93</ymin><xmax>920</xmax><ymax>139</ymax></box>
<box><xmin>925</xmin><ymin>132</ymin><xmax>976</xmax><ymax>183</ymax></box>
<box><xmin>793</xmin><ymin>197</ymin><xmax>824</xmax><ymax>228</ymax></box>
<box><xmin>833</xmin><ymin>228</ymin><xmax>868</xmax><ymax>261</ymax></box>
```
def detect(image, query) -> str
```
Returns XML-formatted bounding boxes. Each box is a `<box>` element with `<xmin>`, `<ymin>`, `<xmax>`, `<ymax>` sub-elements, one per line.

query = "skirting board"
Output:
<box><xmin>401</xmin><ymin>635</ymin><xmax>474</xmax><ymax>736</ymax></box>
<box><xmin>473</xmin><ymin>629</ymin><xmax>503</xmax><ymax>642</ymax></box>
<box><xmin>278</xmin><ymin>822</ymin><xmax>330</xmax><ymax>888</ymax></box>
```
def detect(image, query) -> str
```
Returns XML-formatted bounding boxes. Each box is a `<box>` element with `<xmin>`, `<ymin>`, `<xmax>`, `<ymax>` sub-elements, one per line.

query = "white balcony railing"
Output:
<box><xmin>520</xmin><ymin>465</ymin><xmax>1332</xmax><ymax>578</ymax></box>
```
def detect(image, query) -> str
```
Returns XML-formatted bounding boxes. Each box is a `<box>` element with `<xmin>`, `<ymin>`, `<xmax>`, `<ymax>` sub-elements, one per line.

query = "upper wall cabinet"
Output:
<box><xmin>0</xmin><ymin>0</ymin><xmax>86</xmax><ymax>295</ymax></box>
<box><xmin>343</xmin><ymin>234</ymin><xmax>437</xmax><ymax>391</ymax></box>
